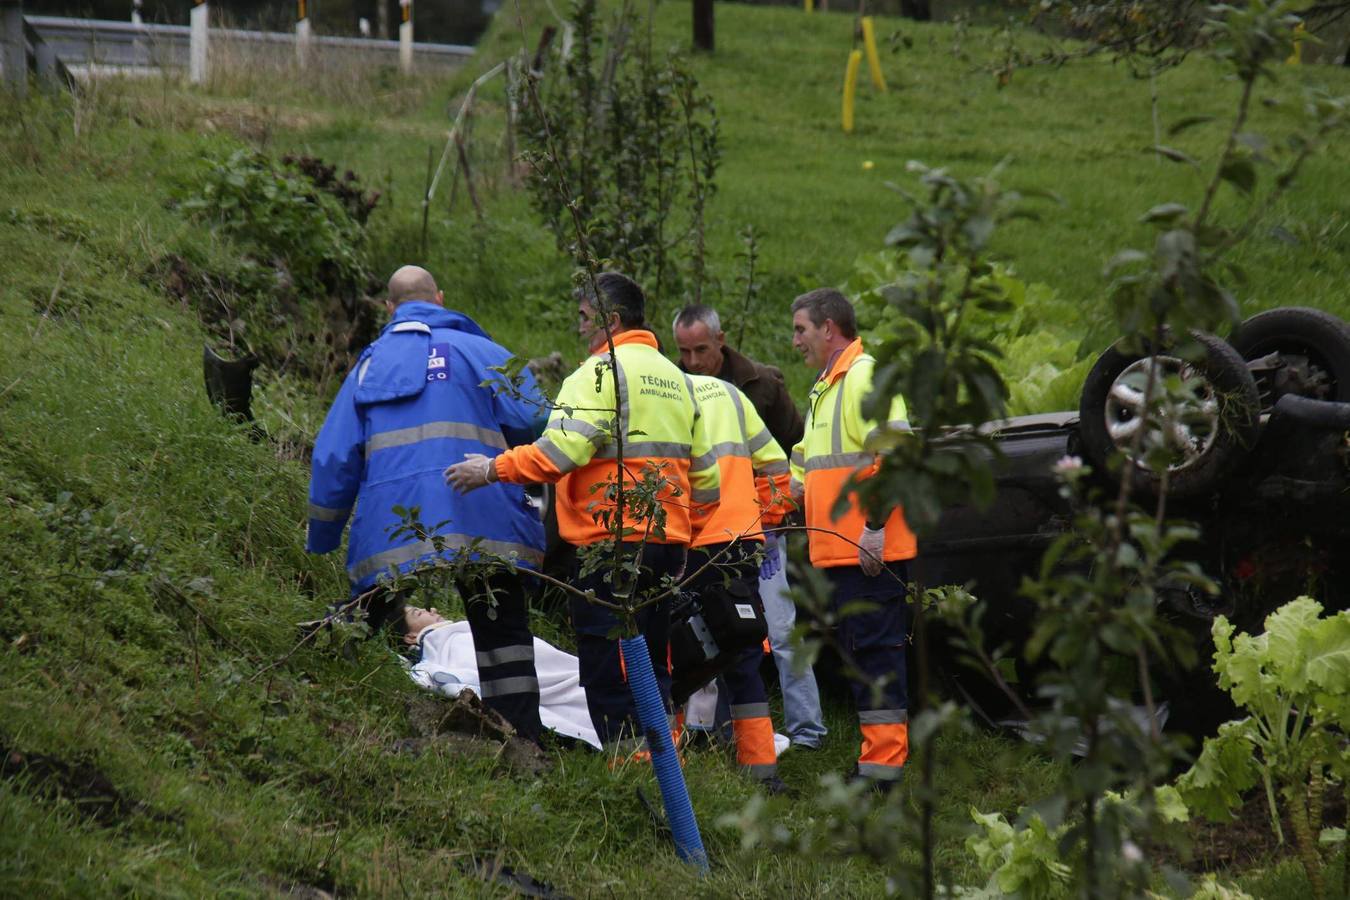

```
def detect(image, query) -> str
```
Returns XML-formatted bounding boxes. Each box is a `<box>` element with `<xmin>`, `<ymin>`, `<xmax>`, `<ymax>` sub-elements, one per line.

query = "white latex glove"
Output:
<box><xmin>444</xmin><ymin>453</ymin><xmax>497</xmax><ymax>493</ymax></box>
<box><xmin>858</xmin><ymin>525</ymin><xmax>886</xmax><ymax>577</ymax></box>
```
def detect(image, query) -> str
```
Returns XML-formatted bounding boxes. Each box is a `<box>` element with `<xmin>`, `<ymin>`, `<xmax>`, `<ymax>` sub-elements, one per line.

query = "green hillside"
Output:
<box><xmin>3</xmin><ymin>2</ymin><xmax>1347</xmax><ymax>895</ymax></box>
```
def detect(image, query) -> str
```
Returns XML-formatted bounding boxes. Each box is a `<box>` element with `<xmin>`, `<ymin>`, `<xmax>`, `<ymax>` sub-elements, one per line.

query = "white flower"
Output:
<box><xmin>1122</xmin><ymin>840</ymin><xmax>1143</xmax><ymax>864</ymax></box>
<box><xmin>1052</xmin><ymin>454</ymin><xmax>1084</xmax><ymax>477</ymax></box>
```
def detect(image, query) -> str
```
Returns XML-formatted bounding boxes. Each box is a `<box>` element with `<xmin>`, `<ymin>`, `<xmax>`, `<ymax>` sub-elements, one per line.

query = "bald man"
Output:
<box><xmin>306</xmin><ymin>266</ymin><xmax>551</xmax><ymax>742</ymax></box>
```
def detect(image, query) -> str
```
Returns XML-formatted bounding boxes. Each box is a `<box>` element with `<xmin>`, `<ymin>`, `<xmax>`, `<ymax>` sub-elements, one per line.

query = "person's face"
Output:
<box><xmin>578</xmin><ymin>298</ymin><xmax>617</xmax><ymax>354</ymax></box>
<box><xmin>792</xmin><ymin>309</ymin><xmax>834</xmax><ymax>370</ymax></box>
<box><xmin>402</xmin><ymin>606</ymin><xmax>446</xmax><ymax>644</ymax></box>
<box><xmin>674</xmin><ymin>321</ymin><xmax>725</xmax><ymax>376</ymax></box>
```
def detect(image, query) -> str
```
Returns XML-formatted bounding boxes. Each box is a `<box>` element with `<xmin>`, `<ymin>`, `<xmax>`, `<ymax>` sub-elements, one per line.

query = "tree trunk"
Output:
<box><xmin>692</xmin><ymin>0</ymin><xmax>713</xmax><ymax>52</ymax></box>
<box><xmin>899</xmin><ymin>0</ymin><xmax>931</xmax><ymax>21</ymax></box>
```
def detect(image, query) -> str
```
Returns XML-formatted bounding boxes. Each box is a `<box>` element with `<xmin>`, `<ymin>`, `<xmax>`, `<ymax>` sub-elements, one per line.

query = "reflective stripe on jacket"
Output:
<box><xmin>686</xmin><ymin>374</ymin><xmax>794</xmax><ymax>548</ymax></box>
<box><xmin>306</xmin><ymin>302</ymin><xmax>547</xmax><ymax>593</ymax></box>
<box><xmin>494</xmin><ymin>330</ymin><xmax>720</xmax><ymax>547</ymax></box>
<box><xmin>789</xmin><ymin>338</ymin><xmax>916</xmax><ymax>568</ymax></box>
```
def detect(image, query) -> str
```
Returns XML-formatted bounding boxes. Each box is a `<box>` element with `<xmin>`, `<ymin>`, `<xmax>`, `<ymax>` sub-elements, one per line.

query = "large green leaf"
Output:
<box><xmin>1213</xmin><ymin>615</ymin><xmax>1271</xmax><ymax>712</ymax></box>
<box><xmin>1306</xmin><ymin>610</ymin><xmax>1350</xmax><ymax>730</ymax></box>
<box><xmin>1264</xmin><ymin>595</ymin><xmax>1324</xmax><ymax>694</ymax></box>
<box><xmin>1177</xmin><ymin>720</ymin><xmax>1261</xmax><ymax>822</ymax></box>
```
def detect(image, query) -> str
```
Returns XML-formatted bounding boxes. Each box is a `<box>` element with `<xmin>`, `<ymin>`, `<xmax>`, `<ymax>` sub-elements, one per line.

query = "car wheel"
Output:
<box><xmin>1227</xmin><ymin>306</ymin><xmax>1350</xmax><ymax>412</ymax></box>
<box><xmin>1078</xmin><ymin>331</ymin><xmax>1261</xmax><ymax>499</ymax></box>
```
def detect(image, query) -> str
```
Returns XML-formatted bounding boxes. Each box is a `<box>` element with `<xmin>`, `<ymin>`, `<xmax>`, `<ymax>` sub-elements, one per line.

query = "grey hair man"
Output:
<box><xmin>671</xmin><ymin>303</ymin><xmax>826</xmax><ymax>752</ymax></box>
<box><xmin>672</xmin><ymin>304</ymin><xmax>803</xmax><ymax>456</ymax></box>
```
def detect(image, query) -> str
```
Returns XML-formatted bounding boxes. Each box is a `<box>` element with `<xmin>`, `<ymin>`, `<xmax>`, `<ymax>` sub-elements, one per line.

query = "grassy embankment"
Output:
<box><xmin>3</xmin><ymin>2</ymin><xmax>1348</xmax><ymax>895</ymax></box>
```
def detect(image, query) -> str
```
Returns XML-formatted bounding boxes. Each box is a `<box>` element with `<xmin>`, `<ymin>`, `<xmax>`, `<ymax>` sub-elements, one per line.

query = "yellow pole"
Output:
<box><xmin>1286</xmin><ymin>22</ymin><xmax>1304</xmax><ymax>65</ymax></box>
<box><xmin>861</xmin><ymin>17</ymin><xmax>887</xmax><ymax>92</ymax></box>
<box><xmin>804</xmin><ymin>0</ymin><xmax>813</xmax><ymax>12</ymax></box>
<box><xmin>842</xmin><ymin>49</ymin><xmax>861</xmax><ymax>134</ymax></box>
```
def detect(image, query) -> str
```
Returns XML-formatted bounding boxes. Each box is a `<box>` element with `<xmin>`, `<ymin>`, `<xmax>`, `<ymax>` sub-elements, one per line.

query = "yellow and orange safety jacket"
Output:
<box><xmin>494</xmin><ymin>330</ymin><xmax>719</xmax><ymax>547</ymax></box>
<box><xmin>686</xmin><ymin>374</ymin><xmax>795</xmax><ymax>548</ymax></box>
<box><xmin>789</xmin><ymin>338</ymin><xmax>916</xmax><ymax>568</ymax></box>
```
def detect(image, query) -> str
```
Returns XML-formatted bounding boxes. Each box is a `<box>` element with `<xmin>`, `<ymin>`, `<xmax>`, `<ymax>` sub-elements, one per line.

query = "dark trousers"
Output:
<box><xmin>462</xmin><ymin>571</ymin><xmax>543</xmax><ymax>743</ymax></box>
<box><xmin>686</xmin><ymin>542</ymin><xmax>769</xmax><ymax>713</ymax></box>
<box><xmin>570</xmin><ymin>542</ymin><xmax>685</xmax><ymax>748</ymax></box>
<box><xmin>688</xmin><ymin>541</ymin><xmax>776</xmax><ymax>776</ymax></box>
<box><xmin>825</xmin><ymin>562</ymin><xmax>910</xmax><ymax>716</ymax></box>
<box><xmin>363</xmin><ymin>571</ymin><xmax>543</xmax><ymax>743</ymax></box>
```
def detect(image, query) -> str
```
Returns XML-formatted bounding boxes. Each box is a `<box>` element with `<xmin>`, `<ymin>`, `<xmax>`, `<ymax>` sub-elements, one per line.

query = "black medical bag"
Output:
<box><xmin>669</xmin><ymin>577</ymin><xmax>768</xmax><ymax>705</ymax></box>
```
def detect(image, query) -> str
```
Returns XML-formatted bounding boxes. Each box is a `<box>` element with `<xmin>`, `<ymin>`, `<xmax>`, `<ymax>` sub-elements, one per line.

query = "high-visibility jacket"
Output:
<box><xmin>494</xmin><ymin>330</ymin><xmax>719</xmax><ymax>547</ymax></box>
<box><xmin>790</xmin><ymin>338</ymin><xmax>916</xmax><ymax>568</ymax></box>
<box><xmin>686</xmin><ymin>374</ymin><xmax>794</xmax><ymax>548</ymax></box>
<box><xmin>307</xmin><ymin>302</ymin><xmax>548</xmax><ymax>593</ymax></box>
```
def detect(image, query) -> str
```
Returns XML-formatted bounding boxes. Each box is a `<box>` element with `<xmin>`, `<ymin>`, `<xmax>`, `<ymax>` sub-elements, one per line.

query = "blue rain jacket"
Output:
<box><xmin>306</xmin><ymin>302</ymin><xmax>548</xmax><ymax>593</ymax></box>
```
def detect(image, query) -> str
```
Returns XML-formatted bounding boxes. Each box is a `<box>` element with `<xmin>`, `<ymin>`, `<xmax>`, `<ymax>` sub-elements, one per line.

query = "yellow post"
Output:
<box><xmin>1286</xmin><ymin>22</ymin><xmax>1304</xmax><ymax>65</ymax></box>
<box><xmin>861</xmin><ymin>17</ymin><xmax>887</xmax><ymax>92</ymax></box>
<box><xmin>804</xmin><ymin>0</ymin><xmax>813</xmax><ymax>12</ymax></box>
<box><xmin>842</xmin><ymin>49</ymin><xmax>862</xmax><ymax>134</ymax></box>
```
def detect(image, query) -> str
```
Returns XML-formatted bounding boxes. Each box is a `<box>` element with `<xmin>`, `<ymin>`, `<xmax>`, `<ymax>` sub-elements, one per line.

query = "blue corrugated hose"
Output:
<box><xmin>618</xmin><ymin>634</ymin><xmax>709</xmax><ymax>873</ymax></box>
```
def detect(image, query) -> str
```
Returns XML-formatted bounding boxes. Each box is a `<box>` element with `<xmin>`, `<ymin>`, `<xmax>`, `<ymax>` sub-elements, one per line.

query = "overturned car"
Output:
<box><xmin>915</xmin><ymin>307</ymin><xmax>1350</xmax><ymax>733</ymax></box>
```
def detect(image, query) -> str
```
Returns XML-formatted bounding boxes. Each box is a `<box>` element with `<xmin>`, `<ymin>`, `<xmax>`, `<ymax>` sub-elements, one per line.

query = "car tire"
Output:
<box><xmin>1226</xmin><ymin>306</ymin><xmax>1350</xmax><ymax>411</ymax></box>
<box><xmin>1078</xmin><ymin>331</ymin><xmax>1261</xmax><ymax>499</ymax></box>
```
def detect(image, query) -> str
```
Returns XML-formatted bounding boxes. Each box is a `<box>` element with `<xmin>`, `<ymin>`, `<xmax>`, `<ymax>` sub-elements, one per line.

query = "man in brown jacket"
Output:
<box><xmin>672</xmin><ymin>304</ymin><xmax>826</xmax><ymax>751</ymax></box>
<box><xmin>673</xmin><ymin>305</ymin><xmax>803</xmax><ymax>455</ymax></box>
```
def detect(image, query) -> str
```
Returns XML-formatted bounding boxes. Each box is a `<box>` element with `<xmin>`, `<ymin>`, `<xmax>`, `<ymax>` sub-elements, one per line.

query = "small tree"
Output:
<box><xmin>516</xmin><ymin>0</ymin><xmax>720</xmax><ymax>323</ymax></box>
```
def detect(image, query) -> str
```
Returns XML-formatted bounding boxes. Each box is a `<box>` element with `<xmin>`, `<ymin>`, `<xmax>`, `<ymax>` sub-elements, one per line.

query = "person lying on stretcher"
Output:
<box><xmin>396</xmin><ymin>605</ymin><xmax>601</xmax><ymax>750</ymax></box>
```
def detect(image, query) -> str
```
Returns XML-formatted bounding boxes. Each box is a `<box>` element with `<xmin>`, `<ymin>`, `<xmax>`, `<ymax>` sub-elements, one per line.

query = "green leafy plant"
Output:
<box><xmin>965</xmin><ymin>807</ymin><xmax>1073</xmax><ymax>899</ymax></box>
<box><xmin>517</xmin><ymin>0</ymin><xmax>720</xmax><ymax>321</ymax></box>
<box><xmin>849</xmin><ymin>251</ymin><xmax>1086</xmax><ymax>416</ymax></box>
<box><xmin>850</xmin><ymin>160</ymin><xmax>1061</xmax><ymax>531</ymax></box>
<box><xmin>1177</xmin><ymin>597</ymin><xmax>1350</xmax><ymax>900</ymax></box>
<box><xmin>180</xmin><ymin>149</ymin><xmax>373</xmax><ymax>298</ymax></box>
<box><xmin>964</xmin><ymin>787</ymin><xmax>1192</xmax><ymax>899</ymax></box>
<box><xmin>173</xmin><ymin>150</ymin><xmax>383</xmax><ymax>394</ymax></box>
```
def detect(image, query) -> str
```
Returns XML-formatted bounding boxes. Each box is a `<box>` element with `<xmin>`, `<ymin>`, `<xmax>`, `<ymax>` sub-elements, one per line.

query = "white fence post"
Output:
<box><xmin>295</xmin><ymin>0</ymin><xmax>310</xmax><ymax>69</ymax></box>
<box><xmin>399</xmin><ymin>0</ymin><xmax>412</xmax><ymax>74</ymax></box>
<box><xmin>189</xmin><ymin>0</ymin><xmax>208</xmax><ymax>84</ymax></box>
<box><xmin>1</xmin><ymin>0</ymin><xmax>26</xmax><ymax>98</ymax></box>
<box><xmin>131</xmin><ymin>0</ymin><xmax>142</xmax><ymax>25</ymax></box>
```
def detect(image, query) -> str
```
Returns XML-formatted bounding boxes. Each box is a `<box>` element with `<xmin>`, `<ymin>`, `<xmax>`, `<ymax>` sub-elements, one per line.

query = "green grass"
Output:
<box><xmin>252</xmin><ymin>1</ymin><xmax>1350</xmax><ymax>400</ymax></box>
<box><xmin>2</xmin><ymin>2</ymin><xmax>1346</xmax><ymax>895</ymax></box>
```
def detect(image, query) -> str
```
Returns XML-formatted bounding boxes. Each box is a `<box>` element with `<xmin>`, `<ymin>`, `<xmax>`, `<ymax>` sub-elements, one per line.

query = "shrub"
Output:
<box><xmin>180</xmin><ymin>149</ymin><xmax>373</xmax><ymax>298</ymax></box>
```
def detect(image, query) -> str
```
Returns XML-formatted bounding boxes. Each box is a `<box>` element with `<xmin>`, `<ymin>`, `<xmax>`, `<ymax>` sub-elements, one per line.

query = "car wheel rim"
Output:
<box><xmin>1104</xmin><ymin>356</ymin><xmax>1220</xmax><ymax>472</ymax></box>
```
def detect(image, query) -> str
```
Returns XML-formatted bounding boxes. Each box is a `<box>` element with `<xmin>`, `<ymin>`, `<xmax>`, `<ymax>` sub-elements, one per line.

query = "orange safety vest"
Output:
<box><xmin>686</xmin><ymin>375</ymin><xmax>794</xmax><ymax>548</ymax></box>
<box><xmin>790</xmin><ymin>338</ymin><xmax>916</xmax><ymax>568</ymax></box>
<box><xmin>495</xmin><ymin>330</ymin><xmax>720</xmax><ymax>547</ymax></box>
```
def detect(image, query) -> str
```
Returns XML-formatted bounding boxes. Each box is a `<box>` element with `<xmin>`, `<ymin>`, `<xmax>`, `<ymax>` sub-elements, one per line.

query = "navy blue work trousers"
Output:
<box><xmin>570</xmin><ymin>542</ymin><xmax>685</xmax><ymax>747</ymax></box>
<box><xmin>825</xmin><ymin>562</ymin><xmax>910</xmax><ymax>714</ymax></box>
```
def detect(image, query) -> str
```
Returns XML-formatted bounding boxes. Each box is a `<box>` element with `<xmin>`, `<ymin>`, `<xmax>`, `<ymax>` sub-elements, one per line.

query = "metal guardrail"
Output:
<box><xmin>26</xmin><ymin>15</ymin><xmax>473</xmax><ymax>71</ymax></box>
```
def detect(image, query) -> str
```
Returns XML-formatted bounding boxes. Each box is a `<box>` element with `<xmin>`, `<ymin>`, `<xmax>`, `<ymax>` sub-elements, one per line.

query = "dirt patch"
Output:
<box><xmin>399</xmin><ymin>692</ymin><xmax>550</xmax><ymax>776</ymax></box>
<box><xmin>1157</xmin><ymin>787</ymin><xmax>1347</xmax><ymax>873</ymax></box>
<box><xmin>1</xmin><ymin>737</ymin><xmax>174</xmax><ymax>827</ymax></box>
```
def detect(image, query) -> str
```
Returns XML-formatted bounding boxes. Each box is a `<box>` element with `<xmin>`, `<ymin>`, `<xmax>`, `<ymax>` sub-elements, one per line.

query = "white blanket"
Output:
<box><xmin>409</xmin><ymin>621</ymin><xmax>601</xmax><ymax>749</ymax></box>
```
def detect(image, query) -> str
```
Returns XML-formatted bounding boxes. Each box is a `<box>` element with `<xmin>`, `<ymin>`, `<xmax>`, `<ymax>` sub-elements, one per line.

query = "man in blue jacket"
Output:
<box><xmin>307</xmin><ymin>265</ymin><xmax>548</xmax><ymax>741</ymax></box>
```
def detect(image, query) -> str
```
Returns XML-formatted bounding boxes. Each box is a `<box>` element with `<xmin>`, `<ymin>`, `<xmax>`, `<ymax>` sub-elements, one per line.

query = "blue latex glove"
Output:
<box><xmin>759</xmin><ymin>533</ymin><xmax>782</xmax><ymax>580</ymax></box>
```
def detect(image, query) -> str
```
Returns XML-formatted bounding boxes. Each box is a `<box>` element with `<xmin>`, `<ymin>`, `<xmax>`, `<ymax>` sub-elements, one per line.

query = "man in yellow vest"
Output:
<box><xmin>683</xmin><ymin>371</ymin><xmax>795</xmax><ymax>791</ymax></box>
<box><xmin>788</xmin><ymin>288</ymin><xmax>916</xmax><ymax>790</ymax></box>
<box><xmin>446</xmin><ymin>272</ymin><xmax>719</xmax><ymax>753</ymax></box>
<box><xmin>673</xmin><ymin>304</ymin><xmax>827</xmax><ymax>752</ymax></box>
